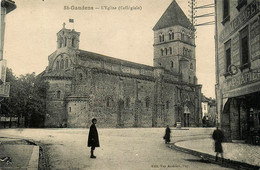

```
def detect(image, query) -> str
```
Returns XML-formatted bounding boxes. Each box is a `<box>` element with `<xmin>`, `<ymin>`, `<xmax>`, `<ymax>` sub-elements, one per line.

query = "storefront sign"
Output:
<box><xmin>219</xmin><ymin>0</ymin><xmax>260</xmax><ymax>43</ymax></box>
<box><xmin>225</xmin><ymin>68</ymin><xmax>260</xmax><ymax>90</ymax></box>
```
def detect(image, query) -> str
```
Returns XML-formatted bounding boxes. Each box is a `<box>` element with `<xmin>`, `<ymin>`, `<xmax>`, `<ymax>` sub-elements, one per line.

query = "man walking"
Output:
<box><xmin>212</xmin><ymin>124</ymin><xmax>224</xmax><ymax>162</ymax></box>
<box><xmin>88</xmin><ymin>118</ymin><xmax>100</xmax><ymax>159</ymax></box>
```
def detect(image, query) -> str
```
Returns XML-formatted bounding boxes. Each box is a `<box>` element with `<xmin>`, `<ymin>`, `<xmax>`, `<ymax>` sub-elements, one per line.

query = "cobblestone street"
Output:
<box><xmin>0</xmin><ymin>128</ymin><xmax>232</xmax><ymax>169</ymax></box>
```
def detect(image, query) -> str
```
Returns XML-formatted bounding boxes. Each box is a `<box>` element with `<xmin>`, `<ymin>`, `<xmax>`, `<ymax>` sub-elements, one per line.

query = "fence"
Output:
<box><xmin>0</xmin><ymin>116</ymin><xmax>25</xmax><ymax>128</ymax></box>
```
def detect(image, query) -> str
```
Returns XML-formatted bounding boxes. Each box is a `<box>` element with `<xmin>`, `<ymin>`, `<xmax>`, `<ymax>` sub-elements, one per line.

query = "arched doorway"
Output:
<box><xmin>183</xmin><ymin>105</ymin><xmax>191</xmax><ymax>127</ymax></box>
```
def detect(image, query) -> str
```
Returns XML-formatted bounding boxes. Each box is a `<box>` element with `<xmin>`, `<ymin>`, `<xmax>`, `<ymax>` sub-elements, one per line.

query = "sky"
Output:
<box><xmin>3</xmin><ymin>0</ymin><xmax>215</xmax><ymax>98</ymax></box>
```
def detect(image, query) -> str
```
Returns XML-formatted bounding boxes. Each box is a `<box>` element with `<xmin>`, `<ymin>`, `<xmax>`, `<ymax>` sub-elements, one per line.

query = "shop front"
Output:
<box><xmin>222</xmin><ymin>79</ymin><xmax>260</xmax><ymax>145</ymax></box>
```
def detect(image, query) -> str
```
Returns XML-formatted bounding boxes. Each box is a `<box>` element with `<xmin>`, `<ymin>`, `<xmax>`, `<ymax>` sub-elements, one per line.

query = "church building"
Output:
<box><xmin>41</xmin><ymin>0</ymin><xmax>202</xmax><ymax>128</ymax></box>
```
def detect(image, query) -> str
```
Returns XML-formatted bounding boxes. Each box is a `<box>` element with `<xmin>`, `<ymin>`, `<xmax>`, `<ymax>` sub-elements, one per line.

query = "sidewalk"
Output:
<box><xmin>173</xmin><ymin>137</ymin><xmax>260</xmax><ymax>169</ymax></box>
<box><xmin>0</xmin><ymin>137</ymin><xmax>39</xmax><ymax>170</ymax></box>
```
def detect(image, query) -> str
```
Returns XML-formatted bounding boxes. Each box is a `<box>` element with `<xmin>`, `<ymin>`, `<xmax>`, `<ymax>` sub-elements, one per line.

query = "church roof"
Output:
<box><xmin>42</xmin><ymin>70</ymin><xmax>73</xmax><ymax>78</ymax></box>
<box><xmin>153</xmin><ymin>0</ymin><xmax>194</xmax><ymax>31</ymax></box>
<box><xmin>78</xmin><ymin>50</ymin><xmax>154</xmax><ymax>70</ymax></box>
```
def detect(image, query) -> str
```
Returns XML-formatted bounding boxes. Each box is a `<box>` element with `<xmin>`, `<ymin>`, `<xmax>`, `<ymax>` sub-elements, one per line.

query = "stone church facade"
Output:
<box><xmin>41</xmin><ymin>0</ymin><xmax>202</xmax><ymax>128</ymax></box>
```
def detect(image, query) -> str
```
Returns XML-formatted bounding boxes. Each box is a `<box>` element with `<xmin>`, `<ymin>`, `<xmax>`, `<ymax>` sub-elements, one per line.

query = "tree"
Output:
<box><xmin>2</xmin><ymin>69</ymin><xmax>49</xmax><ymax>127</ymax></box>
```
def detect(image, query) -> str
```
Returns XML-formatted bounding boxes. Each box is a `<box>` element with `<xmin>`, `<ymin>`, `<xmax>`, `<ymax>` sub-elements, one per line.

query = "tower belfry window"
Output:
<box><xmin>56</xmin><ymin>61</ymin><xmax>60</xmax><ymax>70</ymax></box>
<box><xmin>162</xmin><ymin>34</ymin><xmax>165</xmax><ymax>42</ymax></box>
<box><xmin>161</xmin><ymin>49</ymin><xmax>164</xmax><ymax>56</ymax></box>
<box><xmin>64</xmin><ymin>37</ymin><xmax>67</xmax><ymax>47</ymax></box>
<box><xmin>169</xmin><ymin>47</ymin><xmax>172</xmax><ymax>54</ymax></box>
<box><xmin>181</xmin><ymin>31</ymin><xmax>185</xmax><ymax>41</ymax></box>
<box><xmin>72</xmin><ymin>38</ymin><xmax>75</xmax><ymax>47</ymax></box>
<box><xmin>60</xmin><ymin>59</ymin><xmax>64</xmax><ymax>69</ymax></box>
<box><xmin>169</xmin><ymin>31</ymin><xmax>174</xmax><ymax>40</ymax></box>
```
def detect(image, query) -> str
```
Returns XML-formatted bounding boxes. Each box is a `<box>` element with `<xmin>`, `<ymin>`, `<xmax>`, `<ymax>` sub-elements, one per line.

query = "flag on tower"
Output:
<box><xmin>69</xmin><ymin>19</ymin><xmax>74</xmax><ymax>23</ymax></box>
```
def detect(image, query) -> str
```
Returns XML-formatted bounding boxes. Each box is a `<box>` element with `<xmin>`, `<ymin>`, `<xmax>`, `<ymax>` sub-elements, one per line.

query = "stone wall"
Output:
<box><xmin>45</xmin><ymin>79</ymin><xmax>72</xmax><ymax>127</ymax></box>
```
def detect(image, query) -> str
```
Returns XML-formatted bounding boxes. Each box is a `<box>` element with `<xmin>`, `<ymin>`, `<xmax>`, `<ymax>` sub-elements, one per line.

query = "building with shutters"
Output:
<box><xmin>215</xmin><ymin>0</ymin><xmax>260</xmax><ymax>144</ymax></box>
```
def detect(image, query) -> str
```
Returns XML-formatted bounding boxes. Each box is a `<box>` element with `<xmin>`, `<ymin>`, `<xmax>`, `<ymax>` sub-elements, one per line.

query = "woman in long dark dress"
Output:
<box><xmin>164</xmin><ymin>125</ymin><xmax>171</xmax><ymax>144</ymax></box>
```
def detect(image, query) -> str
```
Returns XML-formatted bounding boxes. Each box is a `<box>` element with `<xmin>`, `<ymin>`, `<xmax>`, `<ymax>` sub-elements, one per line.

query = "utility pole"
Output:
<box><xmin>188</xmin><ymin>0</ymin><xmax>215</xmax><ymax>32</ymax></box>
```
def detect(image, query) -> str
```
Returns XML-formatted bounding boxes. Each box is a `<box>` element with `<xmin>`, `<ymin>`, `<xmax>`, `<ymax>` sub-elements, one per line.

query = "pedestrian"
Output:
<box><xmin>164</xmin><ymin>125</ymin><xmax>171</xmax><ymax>144</ymax></box>
<box><xmin>88</xmin><ymin>118</ymin><xmax>100</xmax><ymax>159</ymax></box>
<box><xmin>212</xmin><ymin>124</ymin><xmax>224</xmax><ymax>162</ymax></box>
<box><xmin>202</xmin><ymin>116</ymin><xmax>206</xmax><ymax>127</ymax></box>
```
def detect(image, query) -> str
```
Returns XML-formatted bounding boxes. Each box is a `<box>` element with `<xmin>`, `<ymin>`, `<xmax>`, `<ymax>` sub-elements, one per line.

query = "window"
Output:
<box><xmin>224</xmin><ymin>40</ymin><xmax>231</xmax><ymax>73</ymax></box>
<box><xmin>64</xmin><ymin>38</ymin><xmax>67</xmax><ymax>47</ymax></box>
<box><xmin>161</xmin><ymin>49</ymin><xmax>164</xmax><ymax>56</ymax></box>
<box><xmin>72</xmin><ymin>38</ymin><xmax>75</xmax><ymax>47</ymax></box>
<box><xmin>223</xmin><ymin>0</ymin><xmax>230</xmax><ymax>24</ymax></box>
<box><xmin>171</xmin><ymin>61</ymin><xmax>174</xmax><ymax>68</ymax></box>
<box><xmin>169</xmin><ymin>31</ymin><xmax>174</xmax><ymax>40</ymax></box>
<box><xmin>65</xmin><ymin>59</ymin><xmax>69</xmax><ymax>68</ymax></box>
<box><xmin>69</xmin><ymin>107</ymin><xmax>71</xmax><ymax>112</ymax></box>
<box><xmin>190</xmin><ymin>63</ymin><xmax>193</xmax><ymax>69</ymax></box>
<box><xmin>165</xmin><ymin>48</ymin><xmax>168</xmax><ymax>55</ymax></box>
<box><xmin>159</xmin><ymin>33</ymin><xmax>164</xmax><ymax>42</ymax></box>
<box><xmin>240</xmin><ymin>26</ymin><xmax>249</xmax><ymax>69</ymax></box>
<box><xmin>56</xmin><ymin>61</ymin><xmax>60</xmax><ymax>70</ymax></box>
<box><xmin>57</xmin><ymin>90</ymin><xmax>61</xmax><ymax>99</ymax></box>
<box><xmin>162</xmin><ymin>34</ymin><xmax>164</xmax><ymax>42</ymax></box>
<box><xmin>169</xmin><ymin>47</ymin><xmax>172</xmax><ymax>54</ymax></box>
<box><xmin>181</xmin><ymin>31</ymin><xmax>185</xmax><ymax>41</ymax></box>
<box><xmin>60</xmin><ymin>59</ymin><xmax>64</xmax><ymax>69</ymax></box>
<box><xmin>171</xmin><ymin>61</ymin><xmax>173</xmax><ymax>68</ymax></box>
<box><xmin>145</xmin><ymin>97</ymin><xmax>150</xmax><ymax>108</ymax></box>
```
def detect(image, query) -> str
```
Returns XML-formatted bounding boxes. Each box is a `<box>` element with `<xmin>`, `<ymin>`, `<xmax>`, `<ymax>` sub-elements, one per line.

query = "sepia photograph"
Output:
<box><xmin>0</xmin><ymin>0</ymin><xmax>260</xmax><ymax>169</ymax></box>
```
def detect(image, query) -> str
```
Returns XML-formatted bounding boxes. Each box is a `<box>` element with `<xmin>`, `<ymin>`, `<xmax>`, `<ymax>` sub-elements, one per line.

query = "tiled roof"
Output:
<box><xmin>78</xmin><ymin>50</ymin><xmax>154</xmax><ymax>70</ymax></box>
<box><xmin>153</xmin><ymin>0</ymin><xmax>194</xmax><ymax>31</ymax></box>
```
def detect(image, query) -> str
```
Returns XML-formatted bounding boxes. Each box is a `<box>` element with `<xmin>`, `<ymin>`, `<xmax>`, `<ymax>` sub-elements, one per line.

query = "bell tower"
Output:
<box><xmin>56</xmin><ymin>23</ymin><xmax>80</xmax><ymax>50</ymax></box>
<box><xmin>153</xmin><ymin>0</ymin><xmax>197</xmax><ymax>84</ymax></box>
